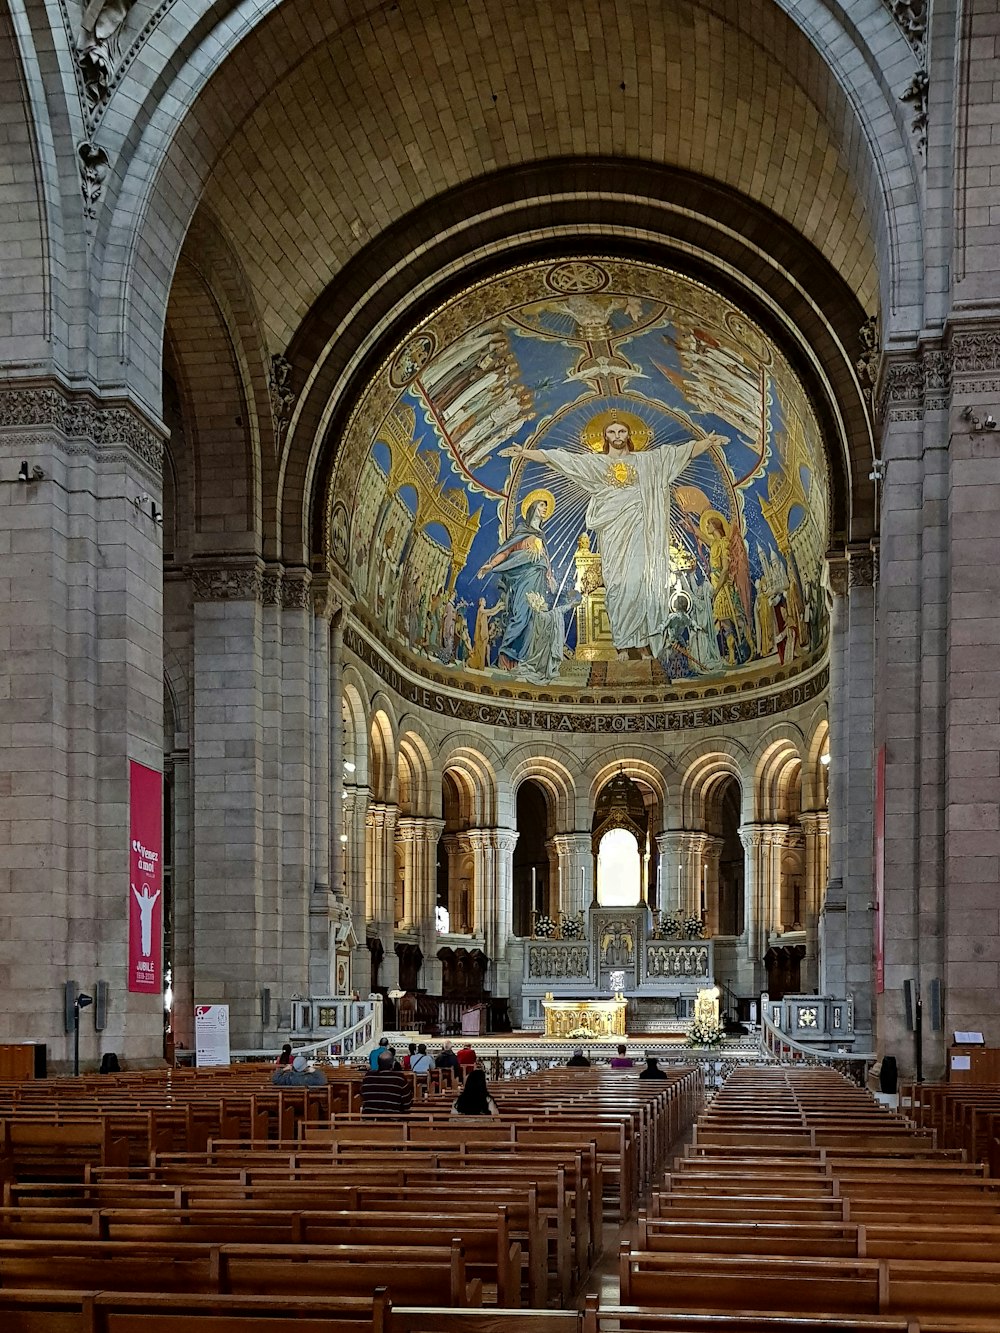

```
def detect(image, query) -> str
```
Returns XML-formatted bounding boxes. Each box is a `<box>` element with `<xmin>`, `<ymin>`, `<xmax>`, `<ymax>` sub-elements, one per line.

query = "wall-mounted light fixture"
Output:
<box><xmin>962</xmin><ymin>406</ymin><xmax>997</xmax><ymax>433</ymax></box>
<box><xmin>17</xmin><ymin>460</ymin><xmax>44</xmax><ymax>483</ymax></box>
<box><xmin>133</xmin><ymin>494</ymin><xmax>163</xmax><ymax>524</ymax></box>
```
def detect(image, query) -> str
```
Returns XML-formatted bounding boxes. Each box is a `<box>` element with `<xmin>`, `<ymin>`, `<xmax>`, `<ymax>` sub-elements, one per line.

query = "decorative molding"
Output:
<box><xmin>189</xmin><ymin>562</ymin><xmax>265</xmax><ymax>603</ymax></box>
<box><xmin>848</xmin><ymin>545</ymin><xmax>876</xmax><ymax>589</ymax></box>
<box><xmin>900</xmin><ymin>68</ymin><xmax>929</xmax><ymax>152</ymax></box>
<box><xmin>922</xmin><ymin>346</ymin><xmax>952</xmax><ymax>411</ymax></box>
<box><xmin>269</xmin><ymin>354</ymin><xmax>296</xmax><ymax>445</ymax></box>
<box><xmin>345</xmin><ymin>623</ymin><xmax>828</xmax><ymax>733</ymax></box>
<box><xmin>856</xmin><ymin>315</ymin><xmax>880</xmax><ymax>411</ymax></box>
<box><xmin>0</xmin><ymin>382</ymin><xmax>163</xmax><ymax>472</ymax></box>
<box><xmin>877</xmin><ymin>355</ymin><xmax>924</xmax><ymax>423</ymax></box>
<box><xmin>826</xmin><ymin>556</ymin><xmax>849</xmax><ymax>599</ymax></box>
<box><xmin>952</xmin><ymin>330</ymin><xmax>1000</xmax><ymax>375</ymax></box>
<box><xmin>78</xmin><ymin>141</ymin><xmax>110</xmax><ymax>220</ymax></box>
<box><xmin>884</xmin><ymin>1</ymin><xmax>926</xmax><ymax>54</ymax></box>
<box><xmin>77</xmin><ymin>0</ymin><xmax>137</xmax><ymax>109</ymax></box>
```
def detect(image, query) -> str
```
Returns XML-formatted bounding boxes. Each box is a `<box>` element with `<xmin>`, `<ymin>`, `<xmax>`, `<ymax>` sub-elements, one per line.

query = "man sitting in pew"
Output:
<box><xmin>638</xmin><ymin>1054</ymin><xmax>667</xmax><ymax>1080</ymax></box>
<box><xmin>272</xmin><ymin>1054</ymin><xmax>327</xmax><ymax>1087</ymax></box>
<box><xmin>360</xmin><ymin>1049</ymin><xmax>414</xmax><ymax>1115</ymax></box>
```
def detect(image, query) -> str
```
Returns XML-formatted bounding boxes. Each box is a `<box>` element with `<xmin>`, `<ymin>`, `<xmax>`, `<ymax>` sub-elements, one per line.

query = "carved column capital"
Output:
<box><xmin>190</xmin><ymin>558</ymin><xmax>265</xmax><ymax>603</ymax></box>
<box><xmin>0</xmin><ymin>379</ymin><xmax>165</xmax><ymax>478</ymax></box>
<box><xmin>826</xmin><ymin>553</ymin><xmax>849</xmax><ymax>598</ymax></box>
<box><xmin>848</xmin><ymin>542</ymin><xmax>877</xmax><ymax>589</ymax></box>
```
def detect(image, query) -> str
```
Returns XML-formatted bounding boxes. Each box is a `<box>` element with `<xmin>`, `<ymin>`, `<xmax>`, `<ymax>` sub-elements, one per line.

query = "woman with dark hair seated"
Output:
<box><xmin>451</xmin><ymin>1067</ymin><xmax>500</xmax><ymax>1117</ymax></box>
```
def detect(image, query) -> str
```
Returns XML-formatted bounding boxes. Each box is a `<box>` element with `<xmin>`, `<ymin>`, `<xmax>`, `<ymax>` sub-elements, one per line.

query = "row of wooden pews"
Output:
<box><xmin>0</xmin><ymin>1060</ymin><xmax>701</xmax><ymax>1332</ymax></box>
<box><xmin>610</xmin><ymin>1065</ymin><xmax>1000</xmax><ymax>1332</ymax></box>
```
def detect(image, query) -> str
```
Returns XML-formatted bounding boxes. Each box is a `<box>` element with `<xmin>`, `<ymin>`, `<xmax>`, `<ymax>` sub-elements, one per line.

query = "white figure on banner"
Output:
<box><xmin>132</xmin><ymin>883</ymin><xmax>160</xmax><ymax>958</ymax></box>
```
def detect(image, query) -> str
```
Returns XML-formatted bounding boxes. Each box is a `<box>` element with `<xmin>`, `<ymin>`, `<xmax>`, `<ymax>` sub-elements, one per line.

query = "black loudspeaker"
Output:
<box><xmin>64</xmin><ymin>981</ymin><xmax>78</xmax><ymax>1034</ymax></box>
<box><xmin>94</xmin><ymin>981</ymin><xmax>109</xmax><ymax>1032</ymax></box>
<box><xmin>927</xmin><ymin>977</ymin><xmax>942</xmax><ymax>1031</ymax></box>
<box><xmin>903</xmin><ymin>978</ymin><xmax>917</xmax><ymax>1032</ymax></box>
<box><xmin>33</xmin><ymin>1044</ymin><xmax>47</xmax><ymax>1079</ymax></box>
<box><xmin>260</xmin><ymin>988</ymin><xmax>271</xmax><ymax>1027</ymax></box>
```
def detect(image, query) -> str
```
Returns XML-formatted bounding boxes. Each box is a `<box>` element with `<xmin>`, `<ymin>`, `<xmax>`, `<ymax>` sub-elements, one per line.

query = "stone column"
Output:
<box><xmin>439</xmin><ymin>832</ymin><xmax>467</xmax><ymax>933</ymax></box>
<box><xmin>703</xmin><ymin>835</ymin><xmax>724</xmax><ymax>937</ymax></box>
<box><xmin>682</xmin><ymin>831</ymin><xmax>710</xmax><ymax>921</ymax></box>
<box><xmin>844</xmin><ymin>545</ymin><xmax>876</xmax><ymax>1037</ymax></box>
<box><xmin>820</xmin><ymin>555</ymin><xmax>849</xmax><ymax>999</ymax></box>
<box><xmin>800</xmin><ymin>810</ymin><xmax>829</xmax><ymax>992</ymax></box>
<box><xmin>166</xmin><ymin>750</ymin><xmax>193</xmax><ymax>1049</ymax></box>
<box><xmin>396</xmin><ymin>816</ymin><xmax>444</xmax><ymax>990</ymax></box>
<box><xmin>190</xmin><ymin>561</ymin><xmax>268</xmax><ymax>1047</ymax></box>
<box><xmin>308</xmin><ymin>583</ymin><xmax>333</xmax><ymax>996</ymax></box>
<box><xmin>465</xmin><ymin>827</ymin><xmax>517</xmax><ymax>997</ymax></box>
<box><xmin>738</xmin><ymin>824</ymin><xmax>790</xmax><ymax>996</ymax></box>
<box><xmin>655</xmin><ymin>831</ymin><xmax>688</xmax><ymax>915</ymax></box>
<box><xmin>344</xmin><ymin>784</ymin><xmax>369</xmax><ymax>991</ymax></box>
<box><xmin>0</xmin><ymin>389</ymin><xmax>168</xmax><ymax>1064</ymax></box>
<box><xmin>365</xmin><ymin>801</ymin><xmax>398</xmax><ymax>989</ymax></box>
<box><xmin>550</xmin><ymin>833</ymin><xmax>592</xmax><ymax>920</ymax></box>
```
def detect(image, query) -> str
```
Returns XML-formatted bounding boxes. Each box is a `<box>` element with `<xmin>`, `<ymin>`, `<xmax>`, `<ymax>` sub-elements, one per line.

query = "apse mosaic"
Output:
<box><xmin>330</xmin><ymin>258</ymin><xmax>829</xmax><ymax>702</ymax></box>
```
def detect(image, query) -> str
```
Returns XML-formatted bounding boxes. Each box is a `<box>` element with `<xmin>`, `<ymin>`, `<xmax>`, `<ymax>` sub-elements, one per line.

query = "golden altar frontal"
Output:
<box><xmin>542</xmin><ymin>993</ymin><xmax>627</xmax><ymax>1039</ymax></box>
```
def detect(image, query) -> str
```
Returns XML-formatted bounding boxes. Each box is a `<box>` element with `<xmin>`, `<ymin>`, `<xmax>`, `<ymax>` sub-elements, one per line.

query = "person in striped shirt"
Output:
<box><xmin>360</xmin><ymin>1049</ymin><xmax>414</xmax><ymax>1115</ymax></box>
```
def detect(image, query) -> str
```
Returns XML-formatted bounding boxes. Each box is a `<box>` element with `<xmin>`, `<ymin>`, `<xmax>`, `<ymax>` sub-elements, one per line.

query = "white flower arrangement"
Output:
<box><xmin>683</xmin><ymin>914</ymin><xmax>706</xmax><ymax>939</ymax></box>
<box><xmin>558</xmin><ymin>914</ymin><xmax>585</xmax><ymax>939</ymax></box>
<box><xmin>532</xmin><ymin>913</ymin><xmax>557</xmax><ymax>938</ymax></box>
<box><xmin>655</xmin><ymin>912</ymin><xmax>682</xmax><ymax>939</ymax></box>
<box><xmin>687</xmin><ymin>1015</ymin><xmax>725</xmax><ymax>1048</ymax></box>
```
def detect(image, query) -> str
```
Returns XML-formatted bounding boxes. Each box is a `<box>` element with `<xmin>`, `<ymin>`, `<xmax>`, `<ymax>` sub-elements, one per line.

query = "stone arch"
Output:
<box><xmin>803</xmin><ymin>714</ymin><xmax>831</xmax><ymax>813</ymax></box>
<box><xmin>397</xmin><ymin>728</ymin><xmax>435</xmax><ymax>819</ymax></box>
<box><xmin>678</xmin><ymin>742</ymin><xmax>751</xmax><ymax>827</ymax></box>
<box><xmin>341</xmin><ymin>668</ymin><xmax>370</xmax><ymax>790</ymax></box>
<box><xmin>587</xmin><ymin>751</ymin><xmax>671</xmax><ymax>815</ymax></box>
<box><xmin>92</xmin><ymin>0</ymin><xmax>919</xmax><ymax>452</ymax></box>
<box><xmin>505</xmin><ymin>747</ymin><xmax>580</xmax><ymax>832</ymax></box>
<box><xmin>754</xmin><ymin>735</ymin><xmax>805</xmax><ymax>824</ymax></box>
<box><xmin>439</xmin><ymin>743</ymin><xmax>500</xmax><ymax>829</ymax></box>
<box><xmin>368</xmin><ymin>696</ymin><xmax>398</xmax><ymax>804</ymax></box>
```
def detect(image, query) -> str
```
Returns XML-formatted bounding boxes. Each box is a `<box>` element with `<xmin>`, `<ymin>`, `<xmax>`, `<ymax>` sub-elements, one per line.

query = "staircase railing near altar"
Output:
<box><xmin>760</xmin><ymin>991</ymin><xmax>874</xmax><ymax>1084</ymax></box>
<box><xmin>284</xmin><ymin>996</ymin><xmax>383</xmax><ymax>1060</ymax></box>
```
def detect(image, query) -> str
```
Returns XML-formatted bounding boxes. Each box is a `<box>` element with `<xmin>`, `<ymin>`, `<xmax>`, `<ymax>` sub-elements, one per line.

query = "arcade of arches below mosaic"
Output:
<box><xmin>338</xmin><ymin>668</ymin><xmax>829</xmax><ymax>1000</ymax></box>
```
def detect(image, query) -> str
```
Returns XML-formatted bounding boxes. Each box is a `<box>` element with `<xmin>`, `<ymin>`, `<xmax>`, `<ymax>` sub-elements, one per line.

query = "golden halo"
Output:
<box><xmin>521</xmin><ymin>488</ymin><xmax>556</xmax><ymax>520</ymax></box>
<box><xmin>580</xmin><ymin>408</ymin><xmax>654</xmax><ymax>452</ymax></box>
<box><xmin>699</xmin><ymin>508</ymin><xmax>729</xmax><ymax>539</ymax></box>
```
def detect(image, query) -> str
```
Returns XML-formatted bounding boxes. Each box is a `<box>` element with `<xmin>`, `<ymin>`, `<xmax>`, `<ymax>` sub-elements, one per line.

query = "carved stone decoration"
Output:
<box><xmin>877</xmin><ymin>357</ymin><xmax>924</xmax><ymax>423</ymax></box>
<box><xmin>269</xmin><ymin>354</ymin><xmax>296</xmax><ymax>444</ymax></box>
<box><xmin>77</xmin><ymin>0</ymin><xmax>137</xmax><ymax>107</ymax></box>
<box><xmin>952</xmin><ymin>331</ymin><xmax>1000</xmax><ymax>375</ymax></box>
<box><xmin>826</xmin><ymin>555</ymin><xmax>849</xmax><ymax>599</ymax></box>
<box><xmin>922</xmin><ymin>346</ymin><xmax>952</xmax><ymax>411</ymax></box>
<box><xmin>189</xmin><ymin>563</ymin><xmax>265</xmax><ymax>603</ymax></box>
<box><xmin>0</xmin><ymin>382</ymin><xmax>163</xmax><ymax>472</ymax></box>
<box><xmin>848</xmin><ymin>546</ymin><xmax>877</xmax><ymax>589</ymax></box>
<box><xmin>527</xmin><ymin>943</ymin><xmax>590</xmax><ymax>979</ymax></box>
<box><xmin>884</xmin><ymin>0</ymin><xmax>927</xmax><ymax>53</ymax></box>
<box><xmin>78</xmin><ymin>141</ymin><xmax>110</xmax><ymax>220</ymax></box>
<box><xmin>856</xmin><ymin>315</ymin><xmax>880</xmax><ymax>393</ymax></box>
<box><xmin>900</xmin><ymin>68</ymin><xmax>929</xmax><ymax>151</ymax></box>
<box><xmin>281</xmin><ymin>573</ymin><xmax>312</xmax><ymax>610</ymax></box>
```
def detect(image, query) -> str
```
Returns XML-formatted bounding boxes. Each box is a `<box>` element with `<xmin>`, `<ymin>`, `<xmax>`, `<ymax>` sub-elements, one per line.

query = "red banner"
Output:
<box><xmin>128</xmin><ymin>760</ymin><xmax>163</xmax><ymax>994</ymax></box>
<box><xmin>874</xmin><ymin>744</ymin><xmax>885</xmax><ymax>995</ymax></box>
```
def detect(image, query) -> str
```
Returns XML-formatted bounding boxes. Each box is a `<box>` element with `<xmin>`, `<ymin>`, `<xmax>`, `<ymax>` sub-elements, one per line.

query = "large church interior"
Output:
<box><xmin>2</xmin><ymin>0</ymin><xmax>1000</xmax><ymax>1326</ymax></box>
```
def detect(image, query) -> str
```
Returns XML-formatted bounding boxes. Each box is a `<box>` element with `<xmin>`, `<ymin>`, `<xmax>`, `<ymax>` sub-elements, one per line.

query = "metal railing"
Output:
<box><xmin>290</xmin><ymin>996</ymin><xmax>384</xmax><ymax>1062</ymax></box>
<box><xmin>760</xmin><ymin>999</ymin><xmax>874</xmax><ymax>1086</ymax></box>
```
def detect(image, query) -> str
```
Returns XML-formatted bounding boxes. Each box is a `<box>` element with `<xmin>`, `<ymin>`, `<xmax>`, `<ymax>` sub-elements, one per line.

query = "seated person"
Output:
<box><xmin>609</xmin><ymin>1043</ymin><xmax>634</xmax><ymax>1068</ymax></box>
<box><xmin>274</xmin><ymin>1043</ymin><xmax>292</xmax><ymax>1067</ymax></box>
<box><xmin>452</xmin><ymin>1067</ymin><xmax>499</xmax><ymax>1117</ymax></box>
<box><xmin>360</xmin><ymin>1049</ymin><xmax>414</xmax><ymax>1115</ymax></box>
<box><xmin>566</xmin><ymin>1046</ymin><xmax>590</xmax><ymax>1067</ymax></box>
<box><xmin>401</xmin><ymin>1041</ymin><xmax>417</xmax><ymax>1070</ymax></box>
<box><xmin>272</xmin><ymin>1054</ymin><xmax>328</xmax><ymax>1086</ymax></box>
<box><xmin>435</xmin><ymin>1040</ymin><xmax>461</xmax><ymax>1076</ymax></box>
<box><xmin>409</xmin><ymin>1042</ymin><xmax>433</xmax><ymax>1074</ymax></box>
<box><xmin>456</xmin><ymin>1042</ymin><xmax>477</xmax><ymax>1071</ymax></box>
<box><xmin>638</xmin><ymin>1054</ymin><xmax>668</xmax><ymax>1079</ymax></box>
<box><xmin>369</xmin><ymin>1036</ymin><xmax>390</xmax><ymax>1069</ymax></box>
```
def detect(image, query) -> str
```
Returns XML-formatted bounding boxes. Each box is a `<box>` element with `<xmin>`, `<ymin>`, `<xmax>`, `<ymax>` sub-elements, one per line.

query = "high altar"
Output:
<box><xmin>542</xmin><ymin>993</ymin><xmax>627</xmax><ymax>1038</ymax></box>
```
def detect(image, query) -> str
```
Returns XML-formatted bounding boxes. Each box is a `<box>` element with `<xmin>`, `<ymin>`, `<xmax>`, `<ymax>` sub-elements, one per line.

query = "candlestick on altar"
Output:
<box><xmin>676</xmin><ymin>863</ymin><xmax>681</xmax><ymax>911</ymax></box>
<box><xmin>531</xmin><ymin>866</ymin><xmax>538</xmax><ymax>912</ymax></box>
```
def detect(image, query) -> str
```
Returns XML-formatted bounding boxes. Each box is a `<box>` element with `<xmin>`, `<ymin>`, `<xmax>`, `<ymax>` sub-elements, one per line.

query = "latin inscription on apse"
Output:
<box><xmin>345</xmin><ymin>627</ymin><xmax>827</xmax><ymax>733</ymax></box>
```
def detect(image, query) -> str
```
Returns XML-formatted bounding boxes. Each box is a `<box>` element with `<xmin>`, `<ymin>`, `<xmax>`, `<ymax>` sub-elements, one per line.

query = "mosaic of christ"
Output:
<box><xmin>333</xmin><ymin>258</ymin><xmax>829</xmax><ymax>696</ymax></box>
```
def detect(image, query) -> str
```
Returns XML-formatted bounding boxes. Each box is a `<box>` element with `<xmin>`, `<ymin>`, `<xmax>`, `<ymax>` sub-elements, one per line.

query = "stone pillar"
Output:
<box><xmin>0</xmin><ymin>388</ymin><xmax>168</xmax><ymax>1064</ymax></box>
<box><xmin>703</xmin><ymin>835</ymin><xmax>724</xmax><ymax>937</ymax></box>
<box><xmin>820</xmin><ymin>555</ymin><xmax>849</xmax><ymax>999</ymax></box>
<box><xmin>166</xmin><ymin>750</ymin><xmax>193</xmax><ymax>1049</ymax></box>
<box><xmin>344</xmin><ymin>784</ymin><xmax>369</xmax><ymax>991</ymax></box>
<box><xmin>682</xmin><ymin>831</ymin><xmax>710</xmax><ymax>920</ymax></box>
<box><xmin>737</xmin><ymin>824</ymin><xmax>776</xmax><ymax>996</ymax></box>
<box><xmin>655</xmin><ymin>831</ymin><xmax>688</xmax><ymax>914</ymax></box>
<box><xmin>397</xmin><ymin>816</ymin><xmax>444</xmax><ymax>991</ymax></box>
<box><xmin>439</xmin><ymin>832</ymin><xmax>467</xmax><ymax>933</ymax></box>
<box><xmin>365</xmin><ymin>801</ymin><xmax>398</xmax><ymax>989</ymax></box>
<box><xmin>465</xmin><ymin>827</ymin><xmax>517</xmax><ymax>997</ymax></box>
<box><xmin>844</xmin><ymin>545</ymin><xmax>876</xmax><ymax>1037</ymax></box>
<box><xmin>800</xmin><ymin>810</ymin><xmax>829</xmax><ymax>992</ymax></box>
<box><xmin>308</xmin><ymin>584</ymin><xmax>333</xmax><ymax>996</ymax></box>
<box><xmin>550</xmin><ymin>833</ymin><xmax>592</xmax><ymax>920</ymax></box>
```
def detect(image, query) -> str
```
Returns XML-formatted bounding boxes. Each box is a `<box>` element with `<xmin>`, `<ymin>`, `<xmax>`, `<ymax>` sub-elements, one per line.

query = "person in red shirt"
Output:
<box><xmin>456</xmin><ymin>1042</ymin><xmax>477</xmax><ymax>1074</ymax></box>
